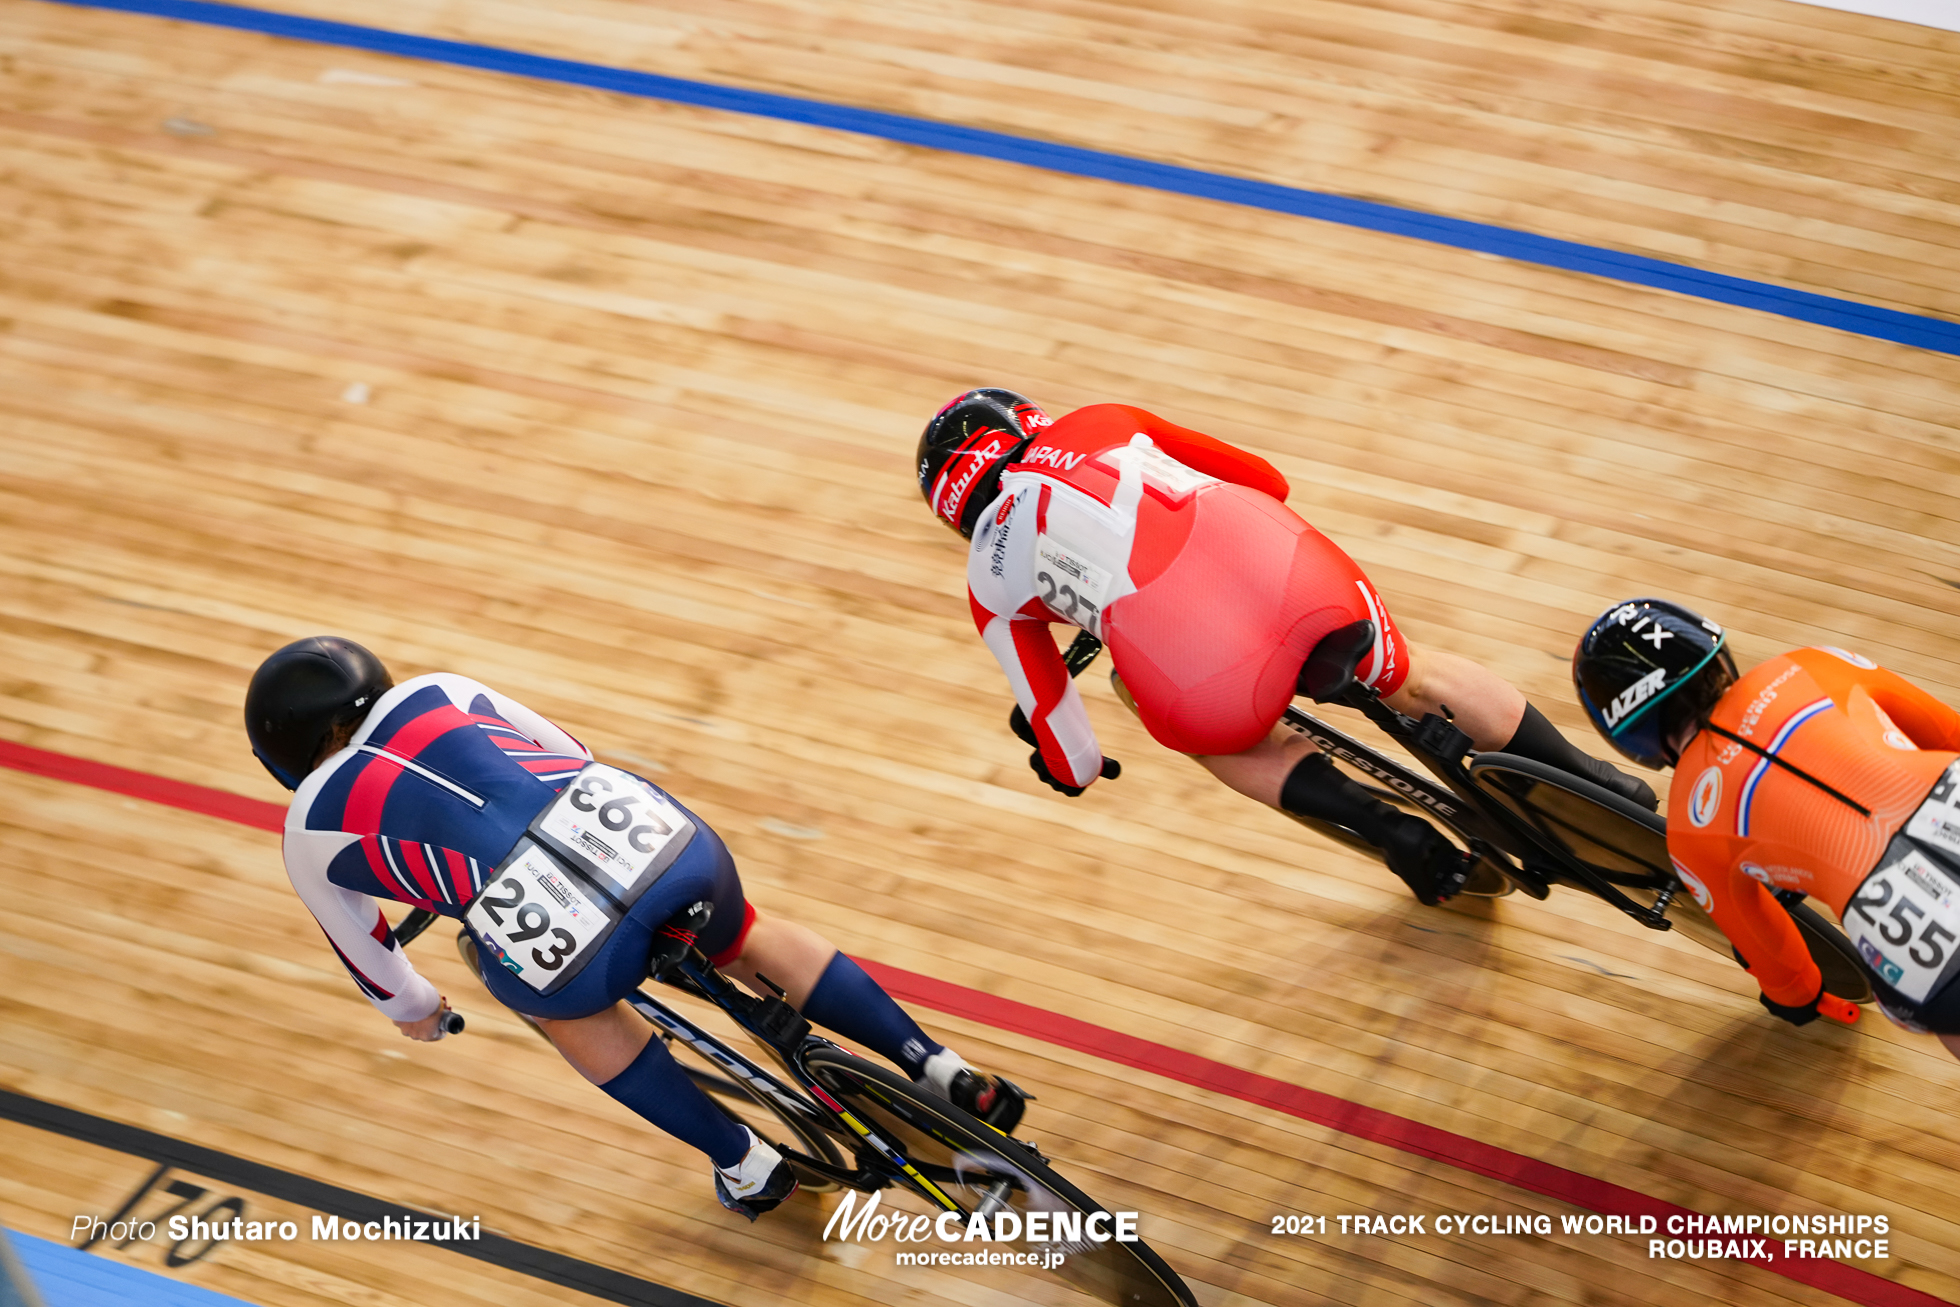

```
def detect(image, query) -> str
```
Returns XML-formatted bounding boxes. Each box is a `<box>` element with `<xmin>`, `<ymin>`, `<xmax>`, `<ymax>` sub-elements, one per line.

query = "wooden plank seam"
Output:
<box><xmin>0</xmin><ymin>738</ymin><xmax>1947</xmax><ymax>1307</ymax></box>
<box><xmin>37</xmin><ymin>0</ymin><xmax>1960</xmax><ymax>358</ymax></box>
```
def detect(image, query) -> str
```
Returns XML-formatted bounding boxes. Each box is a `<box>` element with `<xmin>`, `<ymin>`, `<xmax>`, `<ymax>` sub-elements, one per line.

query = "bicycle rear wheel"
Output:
<box><xmin>803</xmin><ymin>1047</ymin><xmax>1196</xmax><ymax>1307</ymax></box>
<box><xmin>1467</xmin><ymin>754</ymin><xmax>1672</xmax><ymax>887</ymax></box>
<box><xmin>1466</xmin><ymin>755</ymin><xmax>1874</xmax><ymax>1001</ymax></box>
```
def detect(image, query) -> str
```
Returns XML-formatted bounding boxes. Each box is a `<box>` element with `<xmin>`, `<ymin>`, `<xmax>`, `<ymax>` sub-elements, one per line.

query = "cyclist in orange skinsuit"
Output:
<box><xmin>1574</xmin><ymin>599</ymin><xmax>1960</xmax><ymax>1058</ymax></box>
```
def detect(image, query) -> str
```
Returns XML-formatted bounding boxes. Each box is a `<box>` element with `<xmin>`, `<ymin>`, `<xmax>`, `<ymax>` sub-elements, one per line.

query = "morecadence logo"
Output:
<box><xmin>821</xmin><ymin>1191</ymin><xmax>1139</xmax><ymax>1273</ymax></box>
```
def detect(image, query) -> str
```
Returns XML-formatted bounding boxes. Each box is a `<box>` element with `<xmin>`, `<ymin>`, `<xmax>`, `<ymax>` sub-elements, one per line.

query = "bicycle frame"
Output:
<box><xmin>1303</xmin><ymin>685</ymin><xmax>1683</xmax><ymax>930</ymax></box>
<box><xmin>1051</xmin><ymin>628</ymin><xmax>1681</xmax><ymax>932</ymax></box>
<box><xmin>629</xmin><ymin>956</ymin><xmax>977</xmax><ymax>1211</ymax></box>
<box><xmin>396</xmin><ymin>906</ymin><xmax>987</xmax><ymax>1206</ymax></box>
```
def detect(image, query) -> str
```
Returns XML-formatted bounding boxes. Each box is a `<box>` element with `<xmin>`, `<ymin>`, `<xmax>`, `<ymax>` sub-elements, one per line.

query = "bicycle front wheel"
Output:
<box><xmin>803</xmin><ymin>1047</ymin><xmax>1196</xmax><ymax>1307</ymax></box>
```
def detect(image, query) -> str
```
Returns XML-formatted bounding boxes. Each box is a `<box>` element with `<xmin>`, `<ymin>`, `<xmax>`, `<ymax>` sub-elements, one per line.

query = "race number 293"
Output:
<box><xmin>533</xmin><ymin>763</ymin><xmax>691</xmax><ymax>893</ymax></box>
<box><xmin>464</xmin><ymin>843</ymin><xmax>611</xmax><ymax>990</ymax></box>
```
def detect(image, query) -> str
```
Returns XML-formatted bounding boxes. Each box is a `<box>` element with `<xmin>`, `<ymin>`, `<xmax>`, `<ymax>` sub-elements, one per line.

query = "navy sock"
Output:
<box><xmin>600</xmin><ymin>1035</ymin><xmax>749</xmax><ymax>1168</ymax></box>
<box><xmin>799</xmin><ymin>952</ymin><xmax>943</xmax><ymax>1078</ymax></box>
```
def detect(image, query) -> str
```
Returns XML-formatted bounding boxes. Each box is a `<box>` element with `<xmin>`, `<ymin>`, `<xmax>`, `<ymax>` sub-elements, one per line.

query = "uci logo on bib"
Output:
<box><xmin>1688</xmin><ymin>767</ymin><xmax>1722</xmax><ymax>828</ymax></box>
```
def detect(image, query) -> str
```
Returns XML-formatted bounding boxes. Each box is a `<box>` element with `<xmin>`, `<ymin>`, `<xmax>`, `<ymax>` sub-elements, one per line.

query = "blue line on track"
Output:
<box><xmin>8</xmin><ymin>1229</ymin><xmax>259</xmax><ymax>1307</ymax></box>
<box><xmin>48</xmin><ymin>0</ymin><xmax>1960</xmax><ymax>358</ymax></box>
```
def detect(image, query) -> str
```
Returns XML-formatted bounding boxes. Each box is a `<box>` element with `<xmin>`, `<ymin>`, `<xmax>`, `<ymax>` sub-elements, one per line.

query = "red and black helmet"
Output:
<box><xmin>916</xmin><ymin>388</ymin><xmax>1052</xmax><ymax>537</ymax></box>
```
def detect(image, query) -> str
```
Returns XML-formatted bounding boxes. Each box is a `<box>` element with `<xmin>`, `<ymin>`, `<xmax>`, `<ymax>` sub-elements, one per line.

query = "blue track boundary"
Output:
<box><xmin>41</xmin><ymin>0</ymin><xmax>1960</xmax><ymax>358</ymax></box>
<box><xmin>0</xmin><ymin>1089</ymin><xmax>719</xmax><ymax>1307</ymax></box>
<box><xmin>8</xmin><ymin>1229</ymin><xmax>258</xmax><ymax>1307</ymax></box>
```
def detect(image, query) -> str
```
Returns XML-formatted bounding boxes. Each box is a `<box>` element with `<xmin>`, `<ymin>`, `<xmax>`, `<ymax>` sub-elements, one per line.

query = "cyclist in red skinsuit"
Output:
<box><xmin>920</xmin><ymin>389</ymin><xmax>1656</xmax><ymax>905</ymax></box>
<box><xmin>1575</xmin><ymin>599</ymin><xmax>1960</xmax><ymax>1057</ymax></box>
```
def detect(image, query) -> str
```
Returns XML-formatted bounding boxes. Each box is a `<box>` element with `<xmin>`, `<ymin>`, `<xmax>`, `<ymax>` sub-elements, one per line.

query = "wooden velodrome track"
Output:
<box><xmin>1</xmin><ymin>0</ymin><xmax>1957</xmax><ymax>1303</ymax></box>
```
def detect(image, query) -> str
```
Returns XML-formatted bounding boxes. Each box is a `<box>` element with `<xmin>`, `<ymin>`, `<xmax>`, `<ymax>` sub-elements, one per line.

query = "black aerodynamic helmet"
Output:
<box><xmin>916</xmin><ymin>387</ymin><xmax>1052</xmax><ymax>537</ymax></box>
<box><xmin>245</xmin><ymin>636</ymin><xmax>393</xmax><ymax>790</ymax></box>
<box><xmin>1573</xmin><ymin>598</ymin><xmax>1738</xmax><ymax>770</ymax></box>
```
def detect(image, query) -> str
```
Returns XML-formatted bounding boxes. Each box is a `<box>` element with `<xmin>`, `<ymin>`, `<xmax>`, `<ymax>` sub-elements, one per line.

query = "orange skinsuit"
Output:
<box><xmin>1667</xmin><ymin>647</ymin><xmax>1960</xmax><ymax>1009</ymax></box>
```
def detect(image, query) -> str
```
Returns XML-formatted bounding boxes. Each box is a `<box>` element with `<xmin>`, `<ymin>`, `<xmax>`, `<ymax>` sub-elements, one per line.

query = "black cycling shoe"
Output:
<box><xmin>713</xmin><ymin>1130</ymin><xmax>798</xmax><ymax>1221</ymax></box>
<box><xmin>949</xmin><ymin>1070</ymin><xmax>1029</xmax><ymax>1135</ymax></box>
<box><xmin>1570</xmin><ymin>754</ymin><xmax>1659</xmax><ymax>811</ymax></box>
<box><xmin>1377</xmin><ymin>812</ymin><xmax>1471</xmax><ymax>906</ymax></box>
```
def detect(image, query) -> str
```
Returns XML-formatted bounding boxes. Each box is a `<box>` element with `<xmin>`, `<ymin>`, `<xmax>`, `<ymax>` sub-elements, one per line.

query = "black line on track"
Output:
<box><xmin>0</xmin><ymin>1087</ymin><xmax>725</xmax><ymax>1307</ymax></box>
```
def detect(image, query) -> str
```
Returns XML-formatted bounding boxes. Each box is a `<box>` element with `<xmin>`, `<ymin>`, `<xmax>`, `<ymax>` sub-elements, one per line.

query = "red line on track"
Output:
<box><xmin>1</xmin><ymin>741</ymin><xmax>1944</xmax><ymax>1307</ymax></box>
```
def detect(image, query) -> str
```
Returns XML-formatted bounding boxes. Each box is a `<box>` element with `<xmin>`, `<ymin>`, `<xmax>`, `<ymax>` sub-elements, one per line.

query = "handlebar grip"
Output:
<box><xmin>1818</xmin><ymin>994</ymin><xmax>1859</xmax><ymax>1026</ymax></box>
<box><xmin>437</xmin><ymin>1011</ymin><xmax>466</xmax><ymax>1037</ymax></box>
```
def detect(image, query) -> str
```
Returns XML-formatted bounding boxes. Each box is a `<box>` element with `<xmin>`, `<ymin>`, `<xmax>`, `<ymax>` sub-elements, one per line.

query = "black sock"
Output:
<box><xmin>1502</xmin><ymin>703</ymin><xmax>1605</xmax><ymax>774</ymax></box>
<box><xmin>1278</xmin><ymin>752</ymin><xmax>1402</xmax><ymax>846</ymax></box>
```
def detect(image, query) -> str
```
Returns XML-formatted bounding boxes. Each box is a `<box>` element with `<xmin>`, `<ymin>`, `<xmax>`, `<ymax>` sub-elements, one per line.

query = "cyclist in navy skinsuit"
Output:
<box><xmin>249</xmin><ymin>637</ymin><xmax>1021</xmax><ymax>1221</ymax></box>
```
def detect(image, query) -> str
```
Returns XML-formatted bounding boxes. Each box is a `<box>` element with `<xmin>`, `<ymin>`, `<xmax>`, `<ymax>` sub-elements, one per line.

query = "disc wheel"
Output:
<box><xmin>1466</xmin><ymin>755</ymin><xmax>1873</xmax><ymax>1002</ymax></box>
<box><xmin>803</xmin><ymin>1046</ymin><xmax>1196</xmax><ymax>1307</ymax></box>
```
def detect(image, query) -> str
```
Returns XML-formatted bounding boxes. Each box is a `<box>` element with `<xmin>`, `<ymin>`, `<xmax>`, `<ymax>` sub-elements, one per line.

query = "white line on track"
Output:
<box><xmin>1782</xmin><ymin>0</ymin><xmax>1960</xmax><ymax>33</ymax></box>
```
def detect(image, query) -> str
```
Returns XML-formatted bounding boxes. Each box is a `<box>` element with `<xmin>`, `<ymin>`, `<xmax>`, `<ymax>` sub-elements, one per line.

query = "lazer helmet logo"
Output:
<box><xmin>1602</xmin><ymin>668</ymin><xmax>1667</xmax><ymax>729</ymax></box>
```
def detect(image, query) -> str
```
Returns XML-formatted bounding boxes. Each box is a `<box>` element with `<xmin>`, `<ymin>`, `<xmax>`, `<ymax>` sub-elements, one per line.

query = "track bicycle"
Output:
<box><xmin>392</xmin><ymin>906</ymin><xmax>1197</xmax><ymax>1307</ymax></box>
<box><xmin>1067</xmin><ymin>621</ymin><xmax>1871</xmax><ymax>1010</ymax></box>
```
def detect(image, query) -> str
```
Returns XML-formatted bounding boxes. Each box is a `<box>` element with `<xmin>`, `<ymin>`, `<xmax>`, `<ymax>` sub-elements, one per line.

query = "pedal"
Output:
<box><xmin>1413</xmin><ymin>713</ymin><xmax>1473</xmax><ymax>763</ymax></box>
<box><xmin>751</xmin><ymin>996</ymin><xmax>811</xmax><ymax>1047</ymax></box>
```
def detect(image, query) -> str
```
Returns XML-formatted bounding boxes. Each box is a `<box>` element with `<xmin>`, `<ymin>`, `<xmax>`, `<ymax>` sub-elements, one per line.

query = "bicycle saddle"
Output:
<box><xmin>648</xmin><ymin>900</ymin><xmax>714</xmax><ymax>980</ymax></box>
<box><xmin>1298</xmin><ymin>620</ymin><xmax>1378</xmax><ymax>703</ymax></box>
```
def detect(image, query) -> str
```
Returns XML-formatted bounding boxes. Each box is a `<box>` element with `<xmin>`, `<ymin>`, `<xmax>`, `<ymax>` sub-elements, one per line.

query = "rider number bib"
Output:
<box><xmin>465</xmin><ymin>762</ymin><xmax>697</xmax><ymax>995</ymax></box>
<box><xmin>1847</xmin><ymin>833</ymin><xmax>1960</xmax><ymax>1004</ymax></box>
<box><xmin>1035</xmin><ymin>534</ymin><xmax>1115</xmax><ymax>636</ymax></box>
<box><xmin>1905</xmin><ymin>761</ymin><xmax>1960</xmax><ymax>862</ymax></box>
<box><xmin>529</xmin><ymin>762</ymin><xmax>695</xmax><ymax>901</ymax></box>
<box><xmin>465</xmin><ymin>841</ymin><xmax>614</xmax><ymax>993</ymax></box>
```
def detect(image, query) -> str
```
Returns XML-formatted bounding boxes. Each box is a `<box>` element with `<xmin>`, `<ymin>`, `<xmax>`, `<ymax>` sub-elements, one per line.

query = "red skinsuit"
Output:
<box><xmin>1668</xmin><ymin>647</ymin><xmax>1960</xmax><ymax>1007</ymax></box>
<box><xmin>966</xmin><ymin>404</ymin><xmax>1409</xmax><ymax>789</ymax></box>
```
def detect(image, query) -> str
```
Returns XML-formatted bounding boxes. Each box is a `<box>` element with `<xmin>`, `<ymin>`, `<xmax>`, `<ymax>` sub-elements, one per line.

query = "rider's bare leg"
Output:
<box><xmin>1382</xmin><ymin>644</ymin><xmax>1525</xmax><ymax>751</ymax></box>
<box><xmin>1193</xmin><ymin>640</ymin><xmax>1522</xmax><ymax>803</ymax></box>
<box><xmin>720</xmin><ymin>910</ymin><xmax>1012</xmax><ymax>1118</ymax></box>
<box><xmin>719</xmin><ymin>912</ymin><xmax>837</xmax><ymax>1007</ymax></box>
<box><xmin>534</xmin><ymin>1002</ymin><xmax>652</xmax><ymax>1084</ymax></box>
<box><xmin>538</xmin><ymin>999</ymin><xmax>755</xmax><ymax>1174</ymax></box>
<box><xmin>534</xmin><ymin>913</ymin><xmax>844</xmax><ymax>1086</ymax></box>
<box><xmin>1195</xmin><ymin>722</ymin><xmax>1317</xmax><ymax>805</ymax></box>
<box><xmin>1196</xmin><ymin>724</ymin><xmax>1461</xmax><ymax>904</ymax></box>
<box><xmin>1389</xmin><ymin>642</ymin><xmax>1655</xmax><ymax>808</ymax></box>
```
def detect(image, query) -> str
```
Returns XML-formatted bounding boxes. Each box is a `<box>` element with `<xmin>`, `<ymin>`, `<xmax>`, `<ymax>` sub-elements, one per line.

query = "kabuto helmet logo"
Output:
<box><xmin>929</xmin><ymin>434</ymin><xmax>1007</xmax><ymax>527</ymax></box>
<box><xmin>915</xmin><ymin>388</ymin><xmax>1048</xmax><ymax>537</ymax></box>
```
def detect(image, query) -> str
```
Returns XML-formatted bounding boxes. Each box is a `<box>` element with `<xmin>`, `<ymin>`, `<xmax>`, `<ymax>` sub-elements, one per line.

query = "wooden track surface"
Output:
<box><xmin>1</xmin><ymin>1</ymin><xmax>1957</xmax><ymax>1304</ymax></box>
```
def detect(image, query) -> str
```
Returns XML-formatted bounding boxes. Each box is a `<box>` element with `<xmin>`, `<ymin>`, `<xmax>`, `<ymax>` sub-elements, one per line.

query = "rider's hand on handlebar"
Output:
<box><xmin>1013</xmin><ymin>706</ymin><xmax>1119</xmax><ymax>794</ymax></box>
<box><xmin>395</xmin><ymin>998</ymin><xmax>455</xmax><ymax>1042</ymax></box>
<box><xmin>1028</xmin><ymin>749</ymin><xmax>1120</xmax><ymax>797</ymax></box>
